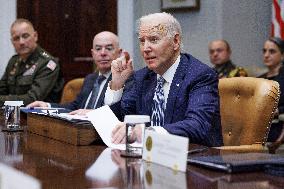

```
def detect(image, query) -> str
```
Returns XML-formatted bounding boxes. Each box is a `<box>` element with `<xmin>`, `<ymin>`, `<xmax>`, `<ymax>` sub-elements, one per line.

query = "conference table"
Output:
<box><xmin>0</xmin><ymin>116</ymin><xmax>283</xmax><ymax>189</ymax></box>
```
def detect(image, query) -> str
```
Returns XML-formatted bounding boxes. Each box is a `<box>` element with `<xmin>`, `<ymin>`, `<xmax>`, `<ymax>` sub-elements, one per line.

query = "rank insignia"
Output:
<box><xmin>41</xmin><ymin>52</ymin><xmax>50</xmax><ymax>58</ymax></box>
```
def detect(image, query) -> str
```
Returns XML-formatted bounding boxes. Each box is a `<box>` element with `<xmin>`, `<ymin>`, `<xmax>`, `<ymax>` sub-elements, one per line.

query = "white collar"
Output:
<box><xmin>158</xmin><ymin>55</ymin><xmax>181</xmax><ymax>84</ymax></box>
<box><xmin>99</xmin><ymin>70</ymin><xmax>111</xmax><ymax>79</ymax></box>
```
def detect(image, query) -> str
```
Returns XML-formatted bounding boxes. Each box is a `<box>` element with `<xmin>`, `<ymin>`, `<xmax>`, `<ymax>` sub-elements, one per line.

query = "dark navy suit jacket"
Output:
<box><xmin>51</xmin><ymin>73</ymin><xmax>111</xmax><ymax>111</ymax></box>
<box><xmin>117</xmin><ymin>53</ymin><xmax>223</xmax><ymax>147</ymax></box>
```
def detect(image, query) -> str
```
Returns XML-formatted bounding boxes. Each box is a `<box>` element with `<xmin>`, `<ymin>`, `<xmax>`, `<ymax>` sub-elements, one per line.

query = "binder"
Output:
<box><xmin>188</xmin><ymin>153</ymin><xmax>284</xmax><ymax>173</ymax></box>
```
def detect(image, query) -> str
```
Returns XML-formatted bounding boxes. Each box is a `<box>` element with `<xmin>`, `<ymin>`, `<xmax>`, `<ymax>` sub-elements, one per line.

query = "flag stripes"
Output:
<box><xmin>272</xmin><ymin>0</ymin><xmax>284</xmax><ymax>38</ymax></box>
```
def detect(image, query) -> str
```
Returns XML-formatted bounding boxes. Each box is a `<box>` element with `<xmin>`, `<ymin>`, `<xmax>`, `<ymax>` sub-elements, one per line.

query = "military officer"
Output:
<box><xmin>208</xmin><ymin>39</ymin><xmax>248</xmax><ymax>78</ymax></box>
<box><xmin>0</xmin><ymin>18</ymin><xmax>64</xmax><ymax>106</ymax></box>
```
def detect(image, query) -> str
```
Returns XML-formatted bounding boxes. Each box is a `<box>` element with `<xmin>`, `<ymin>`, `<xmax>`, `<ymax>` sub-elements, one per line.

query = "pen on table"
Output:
<box><xmin>187</xmin><ymin>147</ymin><xmax>208</xmax><ymax>155</ymax></box>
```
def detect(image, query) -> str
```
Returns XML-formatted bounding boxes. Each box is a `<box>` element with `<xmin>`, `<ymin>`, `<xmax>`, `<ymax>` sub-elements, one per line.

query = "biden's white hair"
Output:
<box><xmin>136</xmin><ymin>12</ymin><xmax>182</xmax><ymax>39</ymax></box>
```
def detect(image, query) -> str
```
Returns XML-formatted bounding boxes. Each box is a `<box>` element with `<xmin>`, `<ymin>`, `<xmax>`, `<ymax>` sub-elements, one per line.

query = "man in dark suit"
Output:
<box><xmin>107</xmin><ymin>13</ymin><xmax>223</xmax><ymax>147</ymax></box>
<box><xmin>27</xmin><ymin>31</ymin><xmax>122</xmax><ymax>113</ymax></box>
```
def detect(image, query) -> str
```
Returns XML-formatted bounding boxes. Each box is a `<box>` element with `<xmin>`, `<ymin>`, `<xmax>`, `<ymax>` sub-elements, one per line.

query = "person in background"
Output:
<box><xmin>106</xmin><ymin>12</ymin><xmax>223</xmax><ymax>147</ymax></box>
<box><xmin>258</xmin><ymin>37</ymin><xmax>284</xmax><ymax>142</ymax></box>
<box><xmin>0</xmin><ymin>18</ymin><xmax>64</xmax><ymax>105</ymax></box>
<box><xmin>209</xmin><ymin>39</ymin><xmax>248</xmax><ymax>78</ymax></box>
<box><xmin>27</xmin><ymin>31</ymin><xmax>122</xmax><ymax>114</ymax></box>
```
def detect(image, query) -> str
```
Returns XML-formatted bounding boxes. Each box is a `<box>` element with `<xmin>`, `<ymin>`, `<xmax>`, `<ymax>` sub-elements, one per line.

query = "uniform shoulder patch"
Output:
<box><xmin>46</xmin><ymin>60</ymin><xmax>57</xmax><ymax>71</ymax></box>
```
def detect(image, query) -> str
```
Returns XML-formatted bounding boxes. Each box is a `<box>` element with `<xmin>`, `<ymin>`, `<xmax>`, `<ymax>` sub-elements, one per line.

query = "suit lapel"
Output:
<box><xmin>80</xmin><ymin>74</ymin><xmax>98</xmax><ymax>109</ymax></box>
<box><xmin>142</xmin><ymin>71</ymin><xmax>156</xmax><ymax>115</ymax></box>
<box><xmin>164</xmin><ymin>54</ymin><xmax>188</xmax><ymax>124</ymax></box>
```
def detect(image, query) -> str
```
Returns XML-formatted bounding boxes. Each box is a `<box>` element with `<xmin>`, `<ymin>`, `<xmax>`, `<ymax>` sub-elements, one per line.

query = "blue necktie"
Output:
<box><xmin>151</xmin><ymin>77</ymin><xmax>165</xmax><ymax>126</ymax></box>
<box><xmin>86</xmin><ymin>75</ymin><xmax>106</xmax><ymax>109</ymax></box>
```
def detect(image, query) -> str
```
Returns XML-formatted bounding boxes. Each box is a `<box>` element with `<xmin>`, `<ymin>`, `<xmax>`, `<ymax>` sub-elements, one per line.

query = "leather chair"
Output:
<box><xmin>217</xmin><ymin>77</ymin><xmax>280</xmax><ymax>150</ymax></box>
<box><xmin>60</xmin><ymin>78</ymin><xmax>84</xmax><ymax>104</ymax></box>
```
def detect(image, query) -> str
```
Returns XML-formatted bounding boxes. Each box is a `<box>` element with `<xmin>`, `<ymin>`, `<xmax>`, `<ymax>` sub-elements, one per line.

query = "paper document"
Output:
<box><xmin>86</xmin><ymin>105</ymin><xmax>125</xmax><ymax>150</ymax></box>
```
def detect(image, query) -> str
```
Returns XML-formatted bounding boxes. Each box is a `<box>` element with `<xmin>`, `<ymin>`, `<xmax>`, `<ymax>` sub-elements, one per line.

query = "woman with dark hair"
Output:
<box><xmin>258</xmin><ymin>37</ymin><xmax>284</xmax><ymax>142</ymax></box>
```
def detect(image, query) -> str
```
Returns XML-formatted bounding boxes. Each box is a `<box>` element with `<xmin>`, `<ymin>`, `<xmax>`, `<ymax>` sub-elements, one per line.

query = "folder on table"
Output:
<box><xmin>188</xmin><ymin>152</ymin><xmax>284</xmax><ymax>173</ymax></box>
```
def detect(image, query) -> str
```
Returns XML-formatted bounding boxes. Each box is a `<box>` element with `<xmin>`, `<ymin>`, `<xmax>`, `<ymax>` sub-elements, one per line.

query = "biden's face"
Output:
<box><xmin>138</xmin><ymin>21</ymin><xmax>179</xmax><ymax>75</ymax></box>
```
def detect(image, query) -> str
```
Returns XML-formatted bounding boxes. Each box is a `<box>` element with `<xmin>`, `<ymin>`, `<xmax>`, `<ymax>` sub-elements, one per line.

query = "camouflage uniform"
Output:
<box><xmin>214</xmin><ymin>60</ymin><xmax>248</xmax><ymax>79</ymax></box>
<box><xmin>0</xmin><ymin>46</ymin><xmax>64</xmax><ymax>106</ymax></box>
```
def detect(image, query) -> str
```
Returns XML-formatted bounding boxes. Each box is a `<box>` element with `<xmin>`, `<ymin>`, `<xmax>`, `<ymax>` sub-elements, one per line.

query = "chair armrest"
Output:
<box><xmin>215</xmin><ymin>144</ymin><xmax>268</xmax><ymax>153</ymax></box>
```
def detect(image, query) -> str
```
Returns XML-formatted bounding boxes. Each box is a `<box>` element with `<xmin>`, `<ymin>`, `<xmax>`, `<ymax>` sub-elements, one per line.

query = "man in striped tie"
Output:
<box><xmin>106</xmin><ymin>12</ymin><xmax>223</xmax><ymax>147</ymax></box>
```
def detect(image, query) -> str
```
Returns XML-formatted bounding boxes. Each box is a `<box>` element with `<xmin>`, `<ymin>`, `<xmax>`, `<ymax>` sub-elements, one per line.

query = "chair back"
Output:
<box><xmin>60</xmin><ymin>78</ymin><xmax>84</xmax><ymax>104</ymax></box>
<box><xmin>219</xmin><ymin>77</ymin><xmax>280</xmax><ymax>146</ymax></box>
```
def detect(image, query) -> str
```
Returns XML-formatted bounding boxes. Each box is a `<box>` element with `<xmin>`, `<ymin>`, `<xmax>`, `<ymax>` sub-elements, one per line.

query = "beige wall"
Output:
<box><xmin>118</xmin><ymin>0</ymin><xmax>272</xmax><ymax>76</ymax></box>
<box><xmin>0</xmin><ymin>0</ymin><xmax>16</xmax><ymax>77</ymax></box>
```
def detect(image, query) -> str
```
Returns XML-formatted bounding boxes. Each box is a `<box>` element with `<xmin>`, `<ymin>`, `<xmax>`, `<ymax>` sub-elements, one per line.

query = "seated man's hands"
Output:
<box><xmin>26</xmin><ymin>101</ymin><xmax>48</xmax><ymax>108</ymax></box>
<box><xmin>69</xmin><ymin>109</ymin><xmax>92</xmax><ymax>116</ymax></box>
<box><xmin>112</xmin><ymin>122</ymin><xmax>126</xmax><ymax>144</ymax></box>
<box><xmin>133</xmin><ymin>124</ymin><xmax>144</xmax><ymax>143</ymax></box>
<box><xmin>111</xmin><ymin>122</ymin><xmax>144</xmax><ymax>144</ymax></box>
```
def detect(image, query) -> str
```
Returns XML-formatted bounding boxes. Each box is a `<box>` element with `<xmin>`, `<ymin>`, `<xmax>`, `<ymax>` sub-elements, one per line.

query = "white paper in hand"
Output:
<box><xmin>86</xmin><ymin>105</ymin><xmax>125</xmax><ymax>150</ymax></box>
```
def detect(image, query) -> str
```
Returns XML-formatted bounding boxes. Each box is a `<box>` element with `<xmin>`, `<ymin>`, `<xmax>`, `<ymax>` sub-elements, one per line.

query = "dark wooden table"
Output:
<box><xmin>0</xmin><ymin>120</ymin><xmax>283</xmax><ymax>189</ymax></box>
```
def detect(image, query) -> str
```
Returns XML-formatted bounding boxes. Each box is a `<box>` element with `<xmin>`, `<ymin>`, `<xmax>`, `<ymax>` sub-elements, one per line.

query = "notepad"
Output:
<box><xmin>187</xmin><ymin>153</ymin><xmax>284</xmax><ymax>173</ymax></box>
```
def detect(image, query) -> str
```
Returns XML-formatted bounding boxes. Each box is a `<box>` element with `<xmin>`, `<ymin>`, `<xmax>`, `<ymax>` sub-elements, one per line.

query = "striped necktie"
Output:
<box><xmin>86</xmin><ymin>75</ymin><xmax>106</xmax><ymax>109</ymax></box>
<box><xmin>151</xmin><ymin>76</ymin><xmax>165</xmax><ymax>126</ymax></box>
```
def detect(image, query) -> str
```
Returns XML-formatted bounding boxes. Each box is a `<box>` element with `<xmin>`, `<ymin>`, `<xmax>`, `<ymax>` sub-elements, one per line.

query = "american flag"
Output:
<box><xmin>272</xmin><ymin>0</ymin><xmax>284</xmax><ymax>38</ymax></box>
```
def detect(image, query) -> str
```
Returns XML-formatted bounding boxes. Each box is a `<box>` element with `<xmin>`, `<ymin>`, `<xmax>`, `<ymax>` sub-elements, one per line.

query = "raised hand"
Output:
<box><xmin>110</xmin><ymin>51</ymin><xmax>134</xmax><ymax>90</ymax></box>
